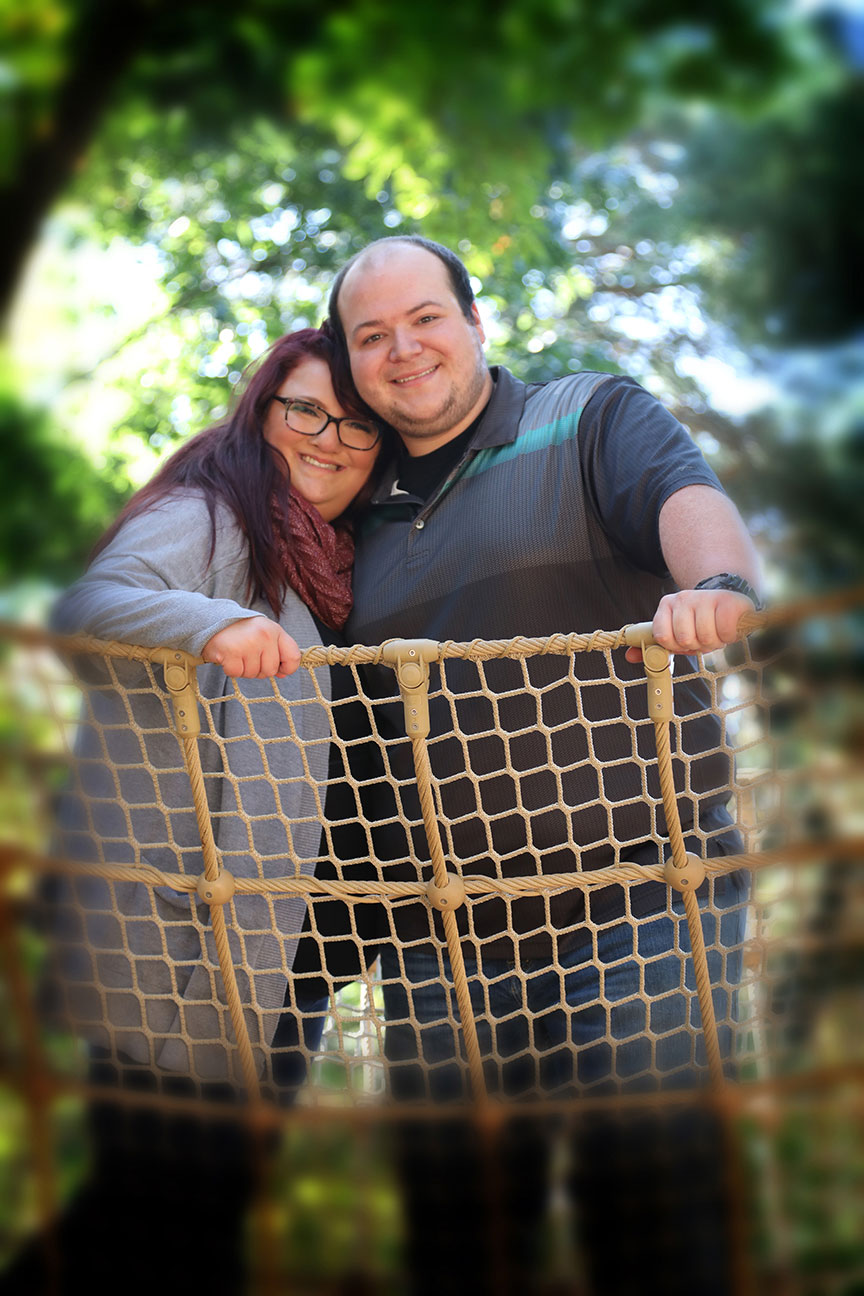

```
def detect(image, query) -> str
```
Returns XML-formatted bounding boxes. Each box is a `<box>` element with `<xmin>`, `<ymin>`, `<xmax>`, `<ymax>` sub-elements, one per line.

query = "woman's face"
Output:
<box><xmin>263</xmin><ymin>357</ymin><xmax>379</xmax><ymax>521</ymax></box>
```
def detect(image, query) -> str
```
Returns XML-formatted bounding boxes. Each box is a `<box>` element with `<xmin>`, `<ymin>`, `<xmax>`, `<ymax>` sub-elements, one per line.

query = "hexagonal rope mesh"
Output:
<box><xmin>0</xmin><ymin>589</ymin><xmax>861</xmax><ymax>1293</ymax></box>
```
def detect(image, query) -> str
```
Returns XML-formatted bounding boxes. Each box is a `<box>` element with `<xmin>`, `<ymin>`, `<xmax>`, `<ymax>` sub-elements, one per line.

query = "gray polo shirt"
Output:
<box><xmin>349</xmin><ymin>367</ymin><xmax>739</xmax><ymax>958</ymax></box>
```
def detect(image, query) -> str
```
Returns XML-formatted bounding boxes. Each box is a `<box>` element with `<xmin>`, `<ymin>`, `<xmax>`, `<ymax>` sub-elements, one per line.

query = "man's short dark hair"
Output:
<box><xmin>327</xmin><ymin>235</ymin><xmax>476</xmax><ymax>343</ymax></box>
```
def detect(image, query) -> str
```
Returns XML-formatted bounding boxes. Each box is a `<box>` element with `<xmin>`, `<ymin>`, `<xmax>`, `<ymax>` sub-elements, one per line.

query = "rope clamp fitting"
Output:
<box><xmin>380</xmin><ymin>639</ymin><xmax>439</xmax><ymax>738</ymax></box>
<box><xmin>641</xmin><ymin>644</ymin><xmax>674</xmax><ymax>722</ymax></box>
<box><xmin>156</xmin><ymin>649</ymin><xmax>201</xmax><ymax>737</ymax></box>
<box><xmin>664</xmin><ymin>852</ymin><xmax>706</xmax><ymax>892</ymax></box>
<box><xmin>621</xmin><ymin>625</ymin><xmax>673</xmax><ymax>721</ymax></box>
<box><xmin>196</xmin><ymin>868</ymin><xmax>236</xmax><ymax>905</ymax></box>
<box><xmin>426</xmin><ymin>872</ymin><xmax>466</xmax><ymax>912</ymax></box>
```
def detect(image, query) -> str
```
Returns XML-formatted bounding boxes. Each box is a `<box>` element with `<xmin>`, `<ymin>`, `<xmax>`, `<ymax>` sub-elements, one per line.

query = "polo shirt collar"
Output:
<box><xmin>370</xmin><ymin>366</ymin><xmax>526</xmax><ymax>504</ymax></box>
<box><xmin>470</xmin><ymin>366</ymin><xmax>526</xmax><ymax>449</ymax></box>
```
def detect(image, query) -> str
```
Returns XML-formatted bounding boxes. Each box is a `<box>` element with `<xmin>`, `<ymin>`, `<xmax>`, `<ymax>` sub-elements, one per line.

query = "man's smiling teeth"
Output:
<box><xmin>300</xmin><ymin>454</ymin><xmax>340</xmax><ymax>471</ymax></box>
<box><xmin>394</xmin><ymin>366</ymin><xmax>437</xmax><ymax>384</ymax></box>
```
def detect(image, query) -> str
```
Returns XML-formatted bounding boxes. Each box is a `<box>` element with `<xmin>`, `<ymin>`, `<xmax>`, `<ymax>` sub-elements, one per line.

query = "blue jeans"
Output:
<box><xmin>380</xmin><ymin>881</ymin><xmax>746</xmax><ymax>1101</ymax></box>
<box><xmin>267</xmin><ymin>985</ymin><xmax>332</xmax><ymax>1098</ymax></box>
<box><xmin>379</xmin><ymin>880</ymin><xmax>747</xmax><ymax>1296</ymax></box>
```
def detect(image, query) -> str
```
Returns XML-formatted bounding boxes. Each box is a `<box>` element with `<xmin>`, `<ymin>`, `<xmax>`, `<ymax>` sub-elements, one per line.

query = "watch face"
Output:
<box><xmin>695</xmin><ymin>574</ymin><xmax>761</xmax><ymax>609</ymax></box>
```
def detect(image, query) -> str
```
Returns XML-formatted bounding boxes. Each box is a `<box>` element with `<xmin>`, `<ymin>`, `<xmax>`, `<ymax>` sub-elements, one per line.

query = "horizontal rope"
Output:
<box><xmin>1</xmin><ymin>1057</ymin><xmax>860</xmax><ymax>1129</ymax></box>
<box><xmin>2</xmin><ymin>582</ymin><xmax>861</xmax><ymax>671</ymax></box>
<box><xmin>5</xmin><ymin>836</ymin><xmax>861</xmax><ymax>902</ymax></box>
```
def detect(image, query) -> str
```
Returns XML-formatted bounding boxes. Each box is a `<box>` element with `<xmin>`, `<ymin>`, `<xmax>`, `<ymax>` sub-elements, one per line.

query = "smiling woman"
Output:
<box><xmin>30</xmin><ymin>325</ymin><xmax>396</xmax><ymax>1294</ymax></box>
<box><xmin>50</xmin><ymin>324</ymin><xmax>394</xmax><ymax>1061</ymax></box>
<box><xmin>264</xmin><ymin>358</ymin><xmax>382</xmax><ymax>521</ymax></box>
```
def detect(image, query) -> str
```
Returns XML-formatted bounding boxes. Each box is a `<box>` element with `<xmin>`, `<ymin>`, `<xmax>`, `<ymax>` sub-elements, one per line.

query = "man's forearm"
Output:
<box><xmin>630</xmin><ymin>484</ymin><xmax>764</xmax><ymax>656</ymax></box>
<box><xmin>658</xmin><ymin>484</ymin><xmax>762</xmax><ymax>593</ymax></box>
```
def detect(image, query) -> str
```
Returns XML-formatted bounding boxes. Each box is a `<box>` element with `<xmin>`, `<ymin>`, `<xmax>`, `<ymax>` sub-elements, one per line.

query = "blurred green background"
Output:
<box><xmin>1</xmin><ymin>0</ymin><xmax>862</xmax><ymax>618</ymax></box>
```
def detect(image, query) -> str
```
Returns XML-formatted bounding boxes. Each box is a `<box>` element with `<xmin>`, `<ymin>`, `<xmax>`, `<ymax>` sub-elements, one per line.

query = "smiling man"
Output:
<box><xmin>337</xmin><ymin>248</ymin><xmax>492</xmax><ymax>448</ymax></box>
<box><xmin>327</xmin><ymin>235</ymin><xmax>762</xmax><ymax>1296</ymax></box>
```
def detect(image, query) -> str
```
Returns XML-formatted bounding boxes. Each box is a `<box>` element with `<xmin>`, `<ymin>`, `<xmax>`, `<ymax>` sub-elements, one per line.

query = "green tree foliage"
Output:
<box><xmin>0</xmin><ymin>0</ymin><xmax>859</xmax><ymax>597</ymax></box>
<box><xmin>679</xmin><ymin>82</ymin><xmax>864</xmax><ymax>346</ymax></box>
<box><xmin>0</xmin><ymin>378</ymin><xmax>128</xmax><ymax>586</ymax></box>
<box><xmin>0</xmin><ymin>0</ymin><xmax>809</xmax><ymax>318</ymax></box>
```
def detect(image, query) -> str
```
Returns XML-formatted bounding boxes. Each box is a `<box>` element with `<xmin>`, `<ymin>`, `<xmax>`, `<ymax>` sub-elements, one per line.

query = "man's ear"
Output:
<box><xmin>470</xmin><ymin>301</ymin><xmax>486</xmax><ymax>343</ymax></box>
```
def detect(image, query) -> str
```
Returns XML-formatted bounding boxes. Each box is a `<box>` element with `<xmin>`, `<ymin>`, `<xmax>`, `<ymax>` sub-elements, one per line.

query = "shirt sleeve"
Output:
<box><xmin>50</xmin><ymin>494</ymin><xmax>262</xmax><ymax>655</ymax></box>
<box><xmin>578</xmin><ymin>377</ymin><xmax>725</xmax><ymax>576</ymax></box>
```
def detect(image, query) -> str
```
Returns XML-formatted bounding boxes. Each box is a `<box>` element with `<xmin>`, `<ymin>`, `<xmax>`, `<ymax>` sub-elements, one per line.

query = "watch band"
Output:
<box><xmin>692</xmin><ymin>572</ymin><xmax>764</xmax><ymax>611</ymax></box>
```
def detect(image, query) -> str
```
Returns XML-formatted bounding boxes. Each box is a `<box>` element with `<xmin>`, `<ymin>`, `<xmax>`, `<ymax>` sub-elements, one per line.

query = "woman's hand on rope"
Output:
<box><xmin>202</xmin><ymin>617</ymin><xmax>302</xmax><ymax>678</ymax></box>
<box><xmin>625</xmin><ymin>589</ymin><xmax>755</xmax><ymax>661</ymax></box>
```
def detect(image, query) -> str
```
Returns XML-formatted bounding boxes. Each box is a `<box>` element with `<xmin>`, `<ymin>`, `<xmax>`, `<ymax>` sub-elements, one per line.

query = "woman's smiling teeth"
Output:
<box><xmin>300</xmin><ymin>454</ymin><xmax>341</xmax><ymax>472</ymax></box>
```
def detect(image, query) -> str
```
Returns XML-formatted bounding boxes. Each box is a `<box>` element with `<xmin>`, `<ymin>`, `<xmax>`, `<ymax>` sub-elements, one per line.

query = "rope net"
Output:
<box><xmin>0</xmin><ymin>591</ymin><xmax>862</xmax><ymax>1291</ymax></box>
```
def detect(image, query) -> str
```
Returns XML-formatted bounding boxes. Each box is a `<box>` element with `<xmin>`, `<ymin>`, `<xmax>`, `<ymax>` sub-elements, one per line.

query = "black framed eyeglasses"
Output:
<box><xmin>272</xmin><ymin>397</ymin><xmax>381</xmax><ymax>451</ymax></box>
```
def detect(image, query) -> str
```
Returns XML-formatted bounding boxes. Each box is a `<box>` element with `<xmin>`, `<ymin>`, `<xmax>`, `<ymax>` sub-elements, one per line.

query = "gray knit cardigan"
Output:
<box><xmin>49</xmin><ymin>490</ymin><xmax>333</xmax><ymax>1081</ymax></box>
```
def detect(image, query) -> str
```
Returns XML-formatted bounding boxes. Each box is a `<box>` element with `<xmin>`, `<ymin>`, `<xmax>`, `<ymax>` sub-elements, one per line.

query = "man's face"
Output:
<box><xmin>337</xmin><ymin>244</ymin><xmax>493</xmax><ymax>454</ymax></box>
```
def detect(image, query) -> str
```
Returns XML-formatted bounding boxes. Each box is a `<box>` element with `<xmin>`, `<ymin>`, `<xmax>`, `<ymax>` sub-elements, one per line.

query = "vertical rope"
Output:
<box><xmin>411</xmin><ymin>736</ymin><xmax>488</xmax><ymax>1103</ymax></box>
<box><xmin>176</xmin><ymin>726</ymin><xmax>261</xmax><ymax>1101</ymax></box>
<box><xmin>680</xmin><ymin>885</ymin><xmax>725</xmax><ymax>1087</ymax></box>
<box><xmin>652</xmin><ymin>719</ymin><xmax>689</xmax><ymax>871</ymax></box>
<box><xmin>652</xmin><ymin>718</ymin><xmax>726</xmax><ymax>1090</ymax></box>
<box><xmin>176</xmin><ymin>720</ymin><xmax>280</xmax><ymax>1288</ymax></box>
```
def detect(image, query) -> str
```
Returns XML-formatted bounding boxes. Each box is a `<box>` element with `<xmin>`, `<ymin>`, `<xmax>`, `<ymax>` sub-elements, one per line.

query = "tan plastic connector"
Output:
<box><xmin>642</xmin><ymin>643</ymin><xmax>673</xmax><ymax>721</ymax></box>
<box><xmin>664</xmin><ymin>852</ymin><xmax>706</xmax><ymax>892</ymax></box>
<box><xmin>380</xmin><ymin>639</ymin><xmax>439</xmax><ymax>738</ymax></box>
<box><xmin>622</xmin><ymin>621</ymin><xmax>656</xmax><ymax>647</ymax></box>
<box><xmin>622</xmin><ymin>624</ymin><xmax>673</xmax><ymax>720</ymax></box>
<box><xmin>196</xmin><ymin>868</ymin><xmax>236</xmax><ymax>905</ymax></box>
<box><xmin>426</xmin><ymin>872</ymin><xmax>466</xmax><ymax>912</ymax></box>
<box><xmin>156</xmin><ymin>649</ymin><xmax>201</xmax><ymax>736</ymax></box>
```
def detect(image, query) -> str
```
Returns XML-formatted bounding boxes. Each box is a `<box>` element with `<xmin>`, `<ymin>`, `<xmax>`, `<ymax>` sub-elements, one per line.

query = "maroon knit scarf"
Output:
<box><xmin>271</xmin><ymin>487</ymin><xmax>355</xmax><ymax>630</ymax></box>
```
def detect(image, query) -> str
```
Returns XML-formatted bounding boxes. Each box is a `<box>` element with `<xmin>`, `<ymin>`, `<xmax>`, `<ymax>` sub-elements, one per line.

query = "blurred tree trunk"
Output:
<box><xmin>0</xmin><ymin>4</ymin><xmax>154</xmax><ymax>323</ymax></box>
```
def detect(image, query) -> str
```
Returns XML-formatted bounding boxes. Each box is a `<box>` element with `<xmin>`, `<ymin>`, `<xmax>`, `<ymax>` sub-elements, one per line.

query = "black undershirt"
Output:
<box><xmin>289</xmin><ymin>616</ymin><xmax>387</xmax><ymax>991</ymax></box>
<box><xmin>394</xmin><ymin>408</ymin><xmax>486</xmax><ymax>502</ymax></box>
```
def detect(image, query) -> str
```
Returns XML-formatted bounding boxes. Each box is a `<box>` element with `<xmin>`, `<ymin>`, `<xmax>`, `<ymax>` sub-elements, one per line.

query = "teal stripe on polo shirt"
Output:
<box><xmin>460</xmin><ymin>409</ymin><xmax>583</xmax><ymax>480</ymax></box>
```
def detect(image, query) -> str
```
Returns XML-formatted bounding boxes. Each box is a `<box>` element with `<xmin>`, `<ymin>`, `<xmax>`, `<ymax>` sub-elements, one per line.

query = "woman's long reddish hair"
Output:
<box><xmin>92</xmin><ymin>325</ymin><xmax>388</xmax><ymax>617</ymax></box>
